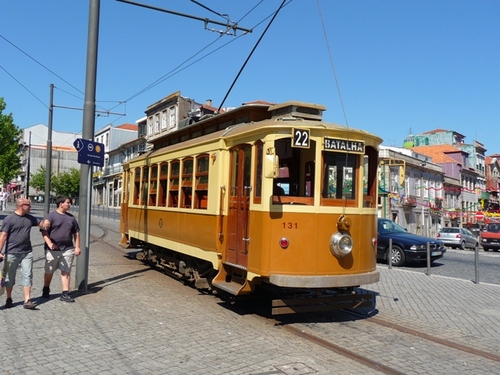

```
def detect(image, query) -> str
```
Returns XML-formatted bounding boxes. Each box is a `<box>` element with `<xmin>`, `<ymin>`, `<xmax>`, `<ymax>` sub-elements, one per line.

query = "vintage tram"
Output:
<box><xmin>119</xmin><ymin>100</ymin><xmax>382</xmax><ymax>314</ymax></box>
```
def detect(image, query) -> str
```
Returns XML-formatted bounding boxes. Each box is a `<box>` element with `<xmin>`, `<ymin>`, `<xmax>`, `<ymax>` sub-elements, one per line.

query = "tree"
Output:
<box><xmin>52</xmin><ymin>168</ymin><xmax>80</xmax><ymax>198</ymax></box>
<box><xmin>0</xmin><ymin>98</ymin><xmax>22</xmax><ymax>186</ymax></box>
<box><xmin>30</xmin><ymin>166</ymin><xmax>80</xmax><ymax>199</ymax></box>
<box><xmin>30</xmin><ymin>165</ymin><xmax>54</xmax><ymax>193</ymax></box>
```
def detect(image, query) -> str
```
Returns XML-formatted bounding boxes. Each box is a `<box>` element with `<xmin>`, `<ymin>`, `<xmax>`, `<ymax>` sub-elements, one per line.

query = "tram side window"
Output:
<box><xmin>169</xmin><ymin>160</ymin><xmax>179</xmax><ymax>207</ymax></box>
<box><xmin>141</xmin><ymin>166</ymin><xmax>148</xmax><ymax>205</ymax></box>
<box><xmin>133</xmin><ymin>167</ymin><xmax>141</xmax><ymax>205</ymax></box>
<box><xmin>194</xmin><ymin>155</ymin><xmax>209</xmax><ymax>209</ymax></box>
<box><xmin>158</xmin><ymin>163</ymin><xmax>168</xmax><ymax>207</ymax></box>
<box><xmin>149</xmin><ymin>164</ymin><xmax>158</xmax><ymax>206</ymax></box>
<box><xmin>181</xmin><ymin>158</ymin><xmax>193</xmax><ymax>208</ymax></box>
<box><xmin>321</xmin><ymin>152</ymin><xmax>357</xmax><ymax>202</ymax></box>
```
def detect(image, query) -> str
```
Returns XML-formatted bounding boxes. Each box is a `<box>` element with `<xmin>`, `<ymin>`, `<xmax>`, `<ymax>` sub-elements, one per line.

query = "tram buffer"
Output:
<box><xmin>74</xmin><ymin>138</ymin><xmax>105</xmax><ymax>167</ymax></box>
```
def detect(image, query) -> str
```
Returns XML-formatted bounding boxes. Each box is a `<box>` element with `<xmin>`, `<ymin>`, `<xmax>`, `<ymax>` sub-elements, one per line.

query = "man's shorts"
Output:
<box><xmin>4</xmin><ymin>252</ymin><xmax>34</xmax><ymax>288</ymax></box>
<box><xmin>45</xmin><ymin>249</ymin><xmax>75</xmax><ymax>274</ymax></box>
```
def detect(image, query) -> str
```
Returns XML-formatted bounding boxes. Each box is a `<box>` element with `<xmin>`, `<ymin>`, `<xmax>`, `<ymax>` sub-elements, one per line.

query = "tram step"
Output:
<box><xmin>212</xmin><ymin>280</ymin><xmax>248</xmax><ymax>296</ymax></box>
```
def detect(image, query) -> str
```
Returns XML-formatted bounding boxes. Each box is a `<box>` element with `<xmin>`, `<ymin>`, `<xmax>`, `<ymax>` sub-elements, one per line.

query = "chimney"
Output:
<box><xmin>205</xmin><ymin>99</ymin><xmax>212</xmax><ymax>107</ymax></box>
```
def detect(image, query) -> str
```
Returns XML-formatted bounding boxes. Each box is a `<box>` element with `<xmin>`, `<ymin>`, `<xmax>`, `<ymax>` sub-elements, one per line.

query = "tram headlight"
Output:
<box><xmin>329</xmin><ymin>232</ymin><xmax>353</xmax><ymax>258</ymax></box>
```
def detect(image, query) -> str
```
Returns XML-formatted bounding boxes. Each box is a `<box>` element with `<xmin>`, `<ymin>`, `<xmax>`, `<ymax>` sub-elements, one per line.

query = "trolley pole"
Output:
<box><xmin>76</xmin><ymin>0</ymin><xmax>100</xmax><ymax>292</ymax></box>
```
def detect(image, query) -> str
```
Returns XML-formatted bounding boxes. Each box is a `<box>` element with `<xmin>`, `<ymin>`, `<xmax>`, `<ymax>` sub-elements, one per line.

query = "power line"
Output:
<box><xmin>0</xmin><ymin>64</ymin><xmax>47</xmax><ymax>109</ymax></box>
<box><xmin>0</xmin><ymin>34</ymin><xmax>84</xmax><ymax>96</ymax></box>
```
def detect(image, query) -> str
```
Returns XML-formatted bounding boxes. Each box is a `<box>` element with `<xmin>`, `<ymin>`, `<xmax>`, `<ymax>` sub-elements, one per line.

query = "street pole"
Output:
<box><xmin>26</xmin><ymin>131</ymin><xmax>31</xmax><ymax>199</ymax></box>
<box><xmin>76</xmin><ymin>0</ymin><xmax>100</xmax><ymax>292</ymax></box>
<box><xmin>44</xmin><ymin>84</ymin><xmax>54</xmax><ymax>215</ymax></box>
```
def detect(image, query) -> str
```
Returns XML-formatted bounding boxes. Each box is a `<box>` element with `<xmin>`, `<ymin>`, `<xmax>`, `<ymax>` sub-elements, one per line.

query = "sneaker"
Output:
<box><xmin>42</xmin><ymin>286</ymin><xmax>50</xmax><ymax>298</ymax></box>
<box><xmin>60</xmin><ymin>294</ymin><xmax>75</xmax><ymax>303</ymax></box>
<box><xmin>23</xmin><ymin>300</ymin><xmax>37</xmax><ymax>309</ymax></box>
<box><xmin>5</xmin><ymin>298</ymin><xmax>13</xmax><ymax>308</ymax></box>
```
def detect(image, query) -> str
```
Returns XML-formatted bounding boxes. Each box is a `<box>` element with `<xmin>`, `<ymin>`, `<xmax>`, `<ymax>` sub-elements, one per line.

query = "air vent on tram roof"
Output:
<box><xmin>268</xmin><ymin>101</ymin><xmax>326</xmax><ymax>121</ymax></box>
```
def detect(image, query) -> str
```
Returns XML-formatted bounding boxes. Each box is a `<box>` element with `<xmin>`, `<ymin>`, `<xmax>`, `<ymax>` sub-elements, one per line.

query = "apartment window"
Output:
<box><xmin>148</xmin><ymin>117</ymin><xmax>153</xmax><ymax>135</ymax></box>
<box><xmin>169</xmin><ymin>106</ymin><xmax>177</xmax><ymax>129</ymax></box>
<box><xmin>153</xmin><ymin>114</ymin><xmax>159</xmax><ymax>133</ymax></box>
<box><xmin>161</xmin><ymin>110</ymin><xmax>167</xmax><ymax>129</ymax></box>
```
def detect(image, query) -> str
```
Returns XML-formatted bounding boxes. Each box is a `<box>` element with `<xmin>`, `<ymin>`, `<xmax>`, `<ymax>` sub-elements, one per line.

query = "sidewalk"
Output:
<box><xmin>1</xmin><ymin>207</ymin><xmax>499</xmax><ymax>374</ymax></box>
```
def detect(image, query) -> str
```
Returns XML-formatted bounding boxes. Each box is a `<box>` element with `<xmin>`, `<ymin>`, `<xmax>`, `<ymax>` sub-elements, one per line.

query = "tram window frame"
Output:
<box><xmin>320</xmin><ymin>152</ymin><xmax>358</xmax><ymax>207</ymax></box>
<box><xmin>141</xmin><ymin>166</ymin><xmax>149</xmax><ymax>206</ymax></box>
<box><xmin>168</xmin><ymin>160</ymin><xmax>180</xmax><ymax>208</ymax></box>
<box><xmin>181</xmin><ymin>158</ymin><xmax>193</xmax><ymax>208</ymax></box>
<box><xmin>363</xmin><ymin>146</ymin><xmax>378</xmax><ymax>208</ymax></box>
<box><xmin>133</xmin><ymin>167</ymin><xmax>141</xmax><ymax>205</ymax></box>
<box><xmin>253</xmin><ymin>141</ymin><xmax>263</xmax><ymax>204</ymax></box>
<box><xmin>149</xmin><ymin>164</ymin><xmax>158</xmax><ymax>206</ymax></box>
<box><xmin>194</xmin><ymin>154</ymin><xmax>209</xmax><ymax>209</ymax></box>
<box><xmin>158</xmin><ymin>162</ymin><xmax>168</xmax><ymax>207</ymax></box>
<box><xmin>272</xmin><ymin>138</ymin><xmax>315</xmax><ymax>205</ymax></box>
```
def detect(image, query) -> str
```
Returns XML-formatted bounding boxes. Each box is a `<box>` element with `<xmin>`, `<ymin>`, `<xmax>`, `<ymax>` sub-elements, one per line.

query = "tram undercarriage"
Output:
<box><xmin>132</xmin><ymin>241</ymin><xmax>375</xmax><ymax>315</ymax></box>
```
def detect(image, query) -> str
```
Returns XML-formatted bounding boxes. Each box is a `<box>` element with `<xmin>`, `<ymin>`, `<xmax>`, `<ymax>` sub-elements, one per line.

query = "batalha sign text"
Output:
<box><xmin>324</xmin><ymin>138</ymin><xmax>365</xmax><ymax>153</ymax></box>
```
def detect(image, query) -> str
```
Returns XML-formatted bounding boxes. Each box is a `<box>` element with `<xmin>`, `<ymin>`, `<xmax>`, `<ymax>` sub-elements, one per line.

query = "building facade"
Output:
<box><xmin>14</xmin><ymin>125</ymin><xmax>81</xmax><ymax>201</ymax></box>
<box><xmin>92</xmin><ymin>123</ymin><xmax>140</xmax><ymax>206</ymax></box>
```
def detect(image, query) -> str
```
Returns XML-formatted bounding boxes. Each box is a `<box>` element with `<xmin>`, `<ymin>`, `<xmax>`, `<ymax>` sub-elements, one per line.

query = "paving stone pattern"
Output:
<box><xmin>1</xmin><ymin>208</ymin><xmax>499</xmax><ymax>374</ymax></box>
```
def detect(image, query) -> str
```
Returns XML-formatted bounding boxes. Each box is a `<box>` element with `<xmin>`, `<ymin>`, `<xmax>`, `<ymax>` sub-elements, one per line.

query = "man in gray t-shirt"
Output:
<box><xmin>0</xmin><ymin>198</ymin><xmax>50</xmax><ymax>309</ymax></box>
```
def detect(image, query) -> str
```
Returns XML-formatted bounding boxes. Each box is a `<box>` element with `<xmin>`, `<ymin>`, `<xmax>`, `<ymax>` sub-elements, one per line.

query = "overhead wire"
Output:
<box><xmin>0</xmin><ymin>64</ymin><xmax>48</xmax><ymax>109</ymax></box>
<box><xmin>0</xmin><ymin>34</ymin><xmax>83</xmax><ymax>96</ymax></box>
<box><xmin>2</xmin><ymin>2</ymin><xmax>287</xmax><ymax>125</ymax></box>
<box><xmin>316</xmin><ymin>0</ymin><xmax>349</xmax><ymax>129</ymax></box>
<box><xmin>0</xmin><ymin>33</ymin><xmax>120</xmax><ymax>117</ymax></box>
<box><xmin>316</xmin><ymin>0</ymin><xmax>352</xmax><ymax>216</ymax></box>
<box><xmin>113</xmin><ymin>1</ymin><xmax>271</xmax><ymax>113</ymax></box>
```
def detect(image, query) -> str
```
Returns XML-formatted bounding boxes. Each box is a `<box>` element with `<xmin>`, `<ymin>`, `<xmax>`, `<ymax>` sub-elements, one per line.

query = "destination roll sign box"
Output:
<box><xmin>324</xmin><ymin>138</ymin><xmax>365</xmax><ymax>153</ymax></box>
<box><xmin>73</xmin><ymin>138</ymin><xmax>105</xmax><ymax>167</ymax></box>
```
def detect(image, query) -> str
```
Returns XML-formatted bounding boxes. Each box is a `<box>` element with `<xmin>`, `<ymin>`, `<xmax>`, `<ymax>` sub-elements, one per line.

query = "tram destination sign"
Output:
<box><xmin>73</xmin><ymin>138</ymin><xmax>105</xmax><ymax>167</ymax></box>
<box><xmin>324</xmin><ymin>138</ymin><xmax>365</xmax><ymax>153</ymax></box>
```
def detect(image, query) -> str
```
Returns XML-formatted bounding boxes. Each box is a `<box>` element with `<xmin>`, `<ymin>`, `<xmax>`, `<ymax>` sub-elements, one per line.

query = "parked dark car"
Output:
<box><xmin>377</xmin><ymin>218</ymin><xmax>446</xmax><ymax>266</ymax></box>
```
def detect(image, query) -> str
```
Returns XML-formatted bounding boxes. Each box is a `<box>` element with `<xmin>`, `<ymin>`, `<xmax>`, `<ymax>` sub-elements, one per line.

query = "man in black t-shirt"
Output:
<box><xmin>40</xmin><ymin>195</ymin><xmax>81</xmax><ymax>303</ymax></box>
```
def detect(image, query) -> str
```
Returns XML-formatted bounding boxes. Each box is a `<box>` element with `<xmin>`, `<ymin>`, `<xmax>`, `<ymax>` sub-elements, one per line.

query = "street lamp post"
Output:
<box><xmin>26</xmin><ymin>131</ymin><xmax>31</xmax><ymax>199</ymax></box>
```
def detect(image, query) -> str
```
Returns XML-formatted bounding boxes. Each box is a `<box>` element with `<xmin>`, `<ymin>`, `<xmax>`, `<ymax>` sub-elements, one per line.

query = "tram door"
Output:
<box><xmin>226</xmin><ymin>145</ymin><xmax>251</xmax><ymax>267</ymax></box>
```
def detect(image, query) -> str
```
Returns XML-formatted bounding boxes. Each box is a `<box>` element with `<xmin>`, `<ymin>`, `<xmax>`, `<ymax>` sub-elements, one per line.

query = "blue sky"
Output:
<box><xmin>1</xmin><ymin>1</ymin><xmax>499</xmax><ymax>153</ymax></box>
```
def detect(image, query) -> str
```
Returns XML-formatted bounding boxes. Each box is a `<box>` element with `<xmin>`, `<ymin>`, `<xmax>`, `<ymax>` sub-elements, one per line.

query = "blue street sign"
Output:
<box><xmin>73</xmin><ymin>138</ymin><xmax>105</xmax><ymax>167</ymax></box>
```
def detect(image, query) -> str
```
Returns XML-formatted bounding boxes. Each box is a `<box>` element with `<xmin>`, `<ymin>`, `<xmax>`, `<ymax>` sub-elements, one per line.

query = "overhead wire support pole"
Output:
<box><xmin>116</xmin><ymin>0</ymin><xmax>253</xmax><ymax>35</ymax></box>
<box><xmin>76</xmin><ymin>0</ymin><xmax>100</xmax><ymax>293</ymax></box>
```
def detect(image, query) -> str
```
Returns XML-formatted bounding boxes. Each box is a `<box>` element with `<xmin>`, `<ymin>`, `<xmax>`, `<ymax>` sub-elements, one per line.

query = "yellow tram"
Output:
<box><xmin>119</xmin><ymin>101</ymin><xmax>382</xmax><ymax>314</ymax></box>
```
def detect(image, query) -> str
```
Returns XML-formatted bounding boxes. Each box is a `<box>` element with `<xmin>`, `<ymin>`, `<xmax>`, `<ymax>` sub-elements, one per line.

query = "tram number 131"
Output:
<box><xmin>283</xmin><ymin>222</ymin><xmax>298</xmax><ymax>229</ymax></box>
<box><xmin>293</xmin><ymin>129</ymin><xmax>310</xmax><ymax>148</ymax></box>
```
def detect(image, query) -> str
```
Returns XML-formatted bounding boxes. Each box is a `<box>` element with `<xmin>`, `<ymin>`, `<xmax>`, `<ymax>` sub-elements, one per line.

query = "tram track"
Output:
<box><xmin>349</xmin><ymin>310</ymin><xmax>500</xmax><ymax>364</ymax></box>
<box><xmin>91</xmin><ymin>223</ymin><xmax>500</xmax><ymax>374</ymax></box>
<box><xmin>267</xmin><ymin>308</ymin><xmax>500</xmax><ymax>375</ymax></box>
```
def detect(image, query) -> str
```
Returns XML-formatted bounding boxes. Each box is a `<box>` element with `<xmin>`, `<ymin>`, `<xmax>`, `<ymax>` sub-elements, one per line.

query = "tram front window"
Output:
<box><xmin>272</xmin><ymin>138</ymin><xmax>316</xmax><ymax>205</ymax></box>
<box><xmin>321</xmin><ymin>153</ymin><xmax>357</xmax><ymax>201</ymax></box>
